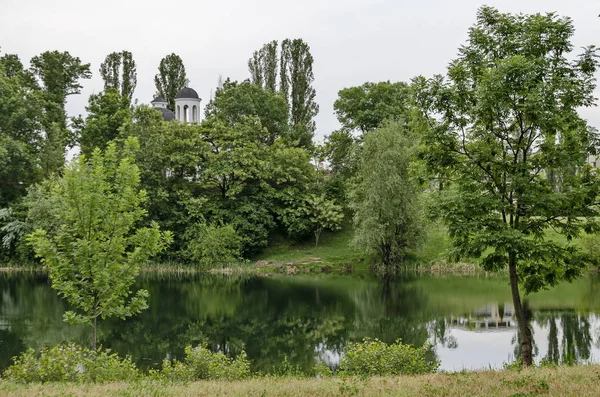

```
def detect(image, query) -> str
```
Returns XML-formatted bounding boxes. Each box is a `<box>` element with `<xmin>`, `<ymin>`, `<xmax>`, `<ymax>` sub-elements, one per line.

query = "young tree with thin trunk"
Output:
<box><xmin>27</xmin><ymin>138</ymin><xmax>172</xmax><ymax>349</ymax></box>
<box><xmin>414</xmin><ymin>6</ymin><xmax>600</xmax><ymax>366</ymax></box>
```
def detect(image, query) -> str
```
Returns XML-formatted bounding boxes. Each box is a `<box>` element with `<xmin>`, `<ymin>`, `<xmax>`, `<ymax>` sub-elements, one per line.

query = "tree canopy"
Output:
<box><xmin>414</xmin><ymin>6</ymin><xmax>600</xmax><ymax>366</ymax></box>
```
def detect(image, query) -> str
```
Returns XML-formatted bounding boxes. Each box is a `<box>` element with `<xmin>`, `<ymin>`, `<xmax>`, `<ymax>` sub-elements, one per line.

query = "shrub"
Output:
<box><xmin>152</xmin><ymin>344</ymin><xmax>250</xmax><ymax>381</ymax></box>
<box><xmin>339</xmin><ymin>338</ymin><xmax>439</xmax><ymax>376</ymax></box>
<box><xmin>3</xmin><ymin>343</ymin><xmax>140</xmax><ymax>383</ymax></box>
<box><xmin>184</xmin><ymin>223</ymin><xmax>242</xmax><ymax>270</ymax></box>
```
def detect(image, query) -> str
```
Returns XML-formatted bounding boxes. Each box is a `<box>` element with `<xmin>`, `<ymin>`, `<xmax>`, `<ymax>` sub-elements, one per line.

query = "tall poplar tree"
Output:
<box><xmin>30</xmin><ymin>51</ymin><xmax>91</xmax><ymax>130</ymax></box>
<box><xmin>154</xmin><ymin>53</ymin><xmax>187</xmax><ymax>111</ymax></box>
<box><xmin>99</xmin><ymin>50</ymin><xmax>137</xmax><ymax>103</ymax></box>
<box><xmin>248</xmin><ymin>39</ymin><xmax>318</xmax><ymax>149</ymax></box>
<box><xmin>248</xmin><ymin>40</ymin><xmax>278</xmax><ymax>92</ymax></box>
<box><xmin>280</xmin><ymin>39</ymin><xmax>318</xmax><ymax>149</ymax></box>
<box><xmin>30</xmin><ymin>51</ymin><xmax>91</xmax><ymax>176</ymax></box>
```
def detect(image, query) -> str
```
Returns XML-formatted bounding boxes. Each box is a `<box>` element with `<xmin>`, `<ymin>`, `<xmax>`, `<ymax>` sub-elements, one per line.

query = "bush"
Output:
<box><xmin>3</xmin><ymin>343</ymin><xmax>140</xmax><ymax>383</ymax></box>
<box><xmin>184</xmin><ymin>223</ymin><xmax>242</xmax><ymax>270</ymax></box>
<box><xmin>339</xmin><ymin>338</ymin><xmax>439</xmax><ymax>376</ymax></box>
<box><xmin>152</xmin><ymin>344</ymin><xmax>250</xmax><ymax>381</ymax></box>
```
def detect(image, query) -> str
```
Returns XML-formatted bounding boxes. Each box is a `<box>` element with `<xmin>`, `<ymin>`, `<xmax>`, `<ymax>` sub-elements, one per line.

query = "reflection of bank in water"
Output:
<box><xmin>447</xmin><ymin>303</ymin><xmax>516</xmax><ymax>331</ymax></box>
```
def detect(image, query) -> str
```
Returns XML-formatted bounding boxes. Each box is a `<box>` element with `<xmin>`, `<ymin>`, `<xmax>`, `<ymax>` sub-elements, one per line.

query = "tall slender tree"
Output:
<box><xmin>154</xmin><ymin>53</ymin><xmax>187</xmax><ymax>111</ymax></box>
<box><xmin>280</xmin><ymin>39</ymin><xmax>318</xmax><ymax>149</ymax></box>
<box><xmin>248</xmin><ymin>39</ymin><xmax>318</xmax><ymax>149</ymax></box>
<box><xmin>248</xmin><ymin>40</ymin><xmax>278</xmax><ymax>92</ymax></box>
<box><xmin>30</xmin><ymin>51</ymin><xmax>91</xmax><ymax>176</ymax></box>
<box><xmin>99</xmin><ymin>50</ymin><xmax>137</xmax><ymax>103</ymax></box>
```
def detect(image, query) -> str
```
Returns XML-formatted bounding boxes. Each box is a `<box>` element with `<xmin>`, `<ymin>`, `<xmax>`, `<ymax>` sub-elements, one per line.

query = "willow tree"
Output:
<box><xmin>27</xmin><ymin>138</ymin><xmax>172</xmax><ymax>349</ymax></box>
<box><xmin>414</xmin><ymin>7</ymin><xmax>600</xmax><ymax>366</ymax></box>
<box><xmin>349</xmin><ymin>121</ymin><xmax>424</xmax><ymax>272</ymax></box>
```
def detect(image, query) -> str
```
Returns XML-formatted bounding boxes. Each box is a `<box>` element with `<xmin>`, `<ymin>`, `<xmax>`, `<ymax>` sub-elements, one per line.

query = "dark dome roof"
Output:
<box><xmin>175</xmin><ymin>87</ymin><xmax>200</xmax><ymax>99</ymax></box>
<box><xmin>159</xmin><ymin>107</ymin><xmax>175</xmax><ymax>121</ymax></box>
<box><xmin>151</xmin><ymin>95</ymin><xmax>166</xmax><ymax>103</ymax></box>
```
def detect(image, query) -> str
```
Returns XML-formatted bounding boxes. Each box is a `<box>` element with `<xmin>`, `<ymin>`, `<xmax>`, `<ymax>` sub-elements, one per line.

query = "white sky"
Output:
<box><xmin>1</xmin><ymin>0</ymin><xmax>598</xmax><ymax>142</ymax></box>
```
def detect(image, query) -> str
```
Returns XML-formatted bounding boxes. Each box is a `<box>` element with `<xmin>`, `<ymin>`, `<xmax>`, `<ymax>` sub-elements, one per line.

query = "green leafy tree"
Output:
<box><xmin>334</xmin><ymin>81</ymin><xmax>412</xmax><ymax>135</ymax></box>
<box><xmin>321</xmin><ymin>129</ymin><xmax>358</xmax><ymax>182</ymax></box>
<box><xmin>29</xmin><ymin>51</ymin><xmax>91</xmax><ymax>176</ymax></box>
<box><xmin>204</xmin><ymin>79</ymin><xmax>289</xmax><ymax>144</ymax></box>
<box><xmin>349</xmin><ymin>121</ymin><xmax>425</xmax><ymax>271</ymax></box>
<box><xmin>75</xmin><ymin>88</ymin><xmax>132</xmax><ymax>156</ymax></box>
<box><xmin>280</xmin><ymin>39</ymin><xmax>319</xmax><ymax>149</ymax></box>
<box><xmin>305</xmin><ymin>194</ymin><xmax>343</xmax><ymax>246</ymax></box>
<box><xmin>248</xmin><ymin>40</ymin><xmax>278</xmax><ymax>92</ymax></box>
<box><xmin>27</xmin><ymin>138</ymin><xmax>172</xmax><ymax>349</ymax></box>
<box><xmin>99</xmin><ymin>51</ymin><xmax>137</xmax><ymax>103</ymax></box>
<box><xmin>414</xmin><ymin>6</ymin><xmax>600</xmax><ymax>366</ymax></box>
<box><xmin>154</xmin><ymin>53</ymin><xmax>187</xmax><ymax>111</ymax></box>
<box><xmin>30</xmin><ymin>50</ymin><xmax>91</xmax><ymax>130</ymax></box>
<box><xmin>0</xmin><ymin>60</ymin><xmax>43</xmax><ymax>207</ymax></box>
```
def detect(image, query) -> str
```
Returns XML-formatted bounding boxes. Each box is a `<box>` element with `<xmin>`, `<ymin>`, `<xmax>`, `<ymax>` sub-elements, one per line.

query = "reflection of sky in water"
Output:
<box><xmin>432</xmin><ymin>315</ymin><xmax>600</xmax><ymax>371</ymax></box>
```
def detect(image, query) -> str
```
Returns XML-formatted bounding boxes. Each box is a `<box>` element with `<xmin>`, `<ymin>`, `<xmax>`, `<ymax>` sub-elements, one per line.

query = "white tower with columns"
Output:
<box><xmin>174</xmin><ymin>87</ymin><xmax>202</xmax><ymax>124</ymax></box>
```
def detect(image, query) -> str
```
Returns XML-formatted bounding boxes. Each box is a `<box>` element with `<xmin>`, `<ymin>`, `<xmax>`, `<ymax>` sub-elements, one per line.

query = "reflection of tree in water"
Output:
<box><xmin>537</xmin><ymin>310</ymin><xmax>592</xmax><ymax>365</ymax></box>
<box><xmin>0</xmin><ymin>273</ymin><xmax>89</xmax><ymax>372</ymax></box>
<box><xmin>101</xmin><ymin>274</ymin><xmax>437</xmax><ymax>373</ymax></box>
<box><xmin>512</xmin><ymin>300</ymin><xmax>539</xmax><ymax>361</ymax></box>
<box><xmin>8</xmin><ymin>273</ymin><xmax>600</xmax><ymax>373</ymax></box>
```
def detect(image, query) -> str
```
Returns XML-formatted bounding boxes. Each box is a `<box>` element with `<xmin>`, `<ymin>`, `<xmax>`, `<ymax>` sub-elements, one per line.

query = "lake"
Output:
<box><xmin>0</xmin><ymin>272</ymin><xmax>599</xmax><ymax>373</ymax></box>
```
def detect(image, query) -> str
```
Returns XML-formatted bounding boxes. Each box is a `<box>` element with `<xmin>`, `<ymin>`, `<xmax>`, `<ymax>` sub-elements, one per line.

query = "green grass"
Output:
<box><xmin>3</xmin><ymin>365</ymin><xmax>600</xmax><ymax>396</ymax></box>
<box><xmin>254</xmin><ymin>223</ymin><xmax>453</xmax><ymax>275</ymax></box>
<box><xmin>255</xmin><ymin>227</ymin><xmax>369</xmax><ymax>273</ymax></box>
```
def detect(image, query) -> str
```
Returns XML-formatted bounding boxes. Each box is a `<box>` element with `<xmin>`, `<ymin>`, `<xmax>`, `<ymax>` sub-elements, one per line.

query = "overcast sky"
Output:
<box><xmin>1</xmin><ymin>0</ymin><xmax>598</xmax><ymax>142</ymax></box>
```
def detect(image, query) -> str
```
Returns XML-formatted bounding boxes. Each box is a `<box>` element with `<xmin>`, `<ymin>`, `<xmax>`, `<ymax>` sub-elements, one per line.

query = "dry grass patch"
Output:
<box><xmin>2</xmin><ymin>365</ymin><xmax>600</xmax><ymax>396</ymax></box>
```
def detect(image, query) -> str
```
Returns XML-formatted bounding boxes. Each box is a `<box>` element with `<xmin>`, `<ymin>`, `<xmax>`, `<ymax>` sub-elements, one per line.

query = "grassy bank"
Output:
<box><xmin>253</xmin><ymin>223</ymin><xmax>456</xmax><ymax>275</ymax></box>
<box><xmin>2</xmin><ymin>365</ymin><xmax>600</xmax><ymax>396</ymax></box>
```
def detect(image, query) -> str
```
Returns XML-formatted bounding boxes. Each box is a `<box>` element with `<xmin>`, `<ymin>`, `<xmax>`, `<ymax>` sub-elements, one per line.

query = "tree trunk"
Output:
<box><xmin>508</xmin><ymin>252</ymin><xmax>533</xmax><ymax>366</ymax></box>
<box><xmin>92</xmin><ymin>314</ymin><xmax>97</xmax><ymax>350</ymax></box>
<box><xmin>315</xmin><ymin>228</ymin><xmax>321</xmax><ymax>247</ymax></box>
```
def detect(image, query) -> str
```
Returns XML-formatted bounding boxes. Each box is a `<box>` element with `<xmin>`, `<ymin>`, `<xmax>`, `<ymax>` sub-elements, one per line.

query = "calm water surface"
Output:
<box><xmin>1</xmin><ymin>272</ymin><xmax>599</xmax><ymax>373</ymax></box>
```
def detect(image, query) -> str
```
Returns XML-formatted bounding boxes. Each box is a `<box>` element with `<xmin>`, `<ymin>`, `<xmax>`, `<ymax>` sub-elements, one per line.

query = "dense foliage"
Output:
<box><xmin>0</xmin><ymin>10</ymin><xmax>599</xmax><ymax>373</ymax></box>
<box><xmin>339</xmin><ymin>338</ymin><xmax>439</xmax><ymax>376</ymax></box>
<box><xmin>3</xmin><ymin>344</ymin><xmax>140</xmax><ymax>383</ymax></box>
<box><xmin>3</xmin><ymin>338</ymin><xmax>437</xmax><ymax>383</ymax></box>
<box><xmin>153</xmin><ymin>345</ymin><xmax>251</xmax><ymax>381</ymax></box>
